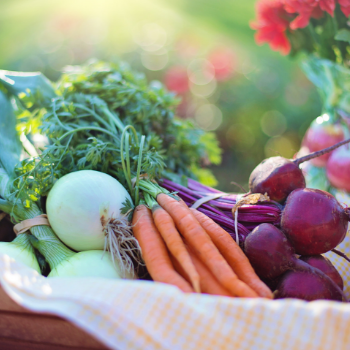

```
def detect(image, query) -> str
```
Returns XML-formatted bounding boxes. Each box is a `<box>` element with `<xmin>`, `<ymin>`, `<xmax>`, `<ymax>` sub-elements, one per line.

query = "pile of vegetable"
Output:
<box><xmin>0</xmin><ymin>61</ymin><xmax>349</xmax><ymax>303</ymax></box>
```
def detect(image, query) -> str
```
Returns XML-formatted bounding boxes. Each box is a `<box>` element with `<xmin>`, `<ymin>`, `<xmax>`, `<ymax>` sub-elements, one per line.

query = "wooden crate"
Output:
<box><xmin>0</xmin><ymin>285</ymin><xmax>110</xmax><ymax>350</ymax></box>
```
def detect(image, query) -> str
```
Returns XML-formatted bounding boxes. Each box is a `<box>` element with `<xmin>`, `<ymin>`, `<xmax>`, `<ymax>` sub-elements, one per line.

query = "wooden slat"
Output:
<box><xmin>0</xmin><ymin>284</ymin><xmax>110</xmax><ymax>349</ymax></box>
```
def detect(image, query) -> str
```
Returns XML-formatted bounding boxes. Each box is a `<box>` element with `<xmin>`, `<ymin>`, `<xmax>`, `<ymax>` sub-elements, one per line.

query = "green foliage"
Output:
<box><xmin>0</xmin><ymin>90</ymin><xmax>22</xmax><ymax>177</ymax></box>
<box><xmin>11</xmin><ymin>61</ymin><xmax>221</xmax><ymax>206</ymax></box>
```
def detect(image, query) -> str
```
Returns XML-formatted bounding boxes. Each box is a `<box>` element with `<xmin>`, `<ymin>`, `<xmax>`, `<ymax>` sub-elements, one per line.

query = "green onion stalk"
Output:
<box><xmin>0</xmin><ymin>168</ymin><xmax>74</xmax><ymax>271</ymax></box>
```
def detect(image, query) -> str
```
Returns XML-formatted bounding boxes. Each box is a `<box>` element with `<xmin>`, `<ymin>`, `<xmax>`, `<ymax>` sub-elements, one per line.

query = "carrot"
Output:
<box><xmin>132</xmin><ymin>205</ymin><xmax>194</xmax><ymax>293</ymax></box>
<box><xmin>152</xmin><ymin>204</ymin><xmax>201</xmax><ymax>293</ymax></box>
<box><xmin>190</xmin><ymin>208</ymin><xmax>273</xmax><ymax>299</ymax></box>
<box><xmin>170</xmin><ymin>243</ymin><xmax>232</xmax><ymax>297</ymax></box>
<box><xmin>156</xmin><ymin>194</ymin><xmax>258</xmax><ymax>298</ymax></box>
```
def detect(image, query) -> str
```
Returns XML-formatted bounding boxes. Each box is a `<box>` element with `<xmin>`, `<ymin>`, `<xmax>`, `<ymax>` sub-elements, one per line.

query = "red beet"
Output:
<box><xmin>326</xmin><ymin>145</ymin><xmax>350</xmax><ymax>192</ymax></box>
<box><xmin>249</xmin><ymin>157</ymin><xmax>305</xmax><ymax>203</ymax></box>
<box><xmin>274</xmin><ymin>266</ymin><xmax>344</xmax><ymax>302</ymax></box>
<box><xmin>281</xmin><ymin>188</ymin><xmax>349</xmax><ymax>255</ymax></box>
<box><xmin>300</xmin><ymin>255</ymin><xmax>343</xmax><ymax>290</ymax></box>
<box><xmin>249</xmin><ymin>138</ymin><xmax>350</xmax><ymax>203</ymax></box>
<box><xmin>303</xmin><ymin>121</ymin><xmax>345</xmax><ymax>167</ymax></box>
<box><xmin>244</xmin><ymin>223</ymin><xmax>346</xmax><ymax>301</ymax></box>
<box><xmin>244</xmin><ymin>223</ymin><xmax>295</xmax><ymax>280</ymax></box>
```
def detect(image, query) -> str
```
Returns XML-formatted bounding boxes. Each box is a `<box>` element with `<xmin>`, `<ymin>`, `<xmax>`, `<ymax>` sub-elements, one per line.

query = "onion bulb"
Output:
<box><xmin>0</xmin><ymin>233</ymin><xmax>40</xmax><ymax>273</ymax></box>
<box><xmin>46</xmin><ymin>170</ymin><xmax>141</xmax><ymax>276</ymax></box>
<box><xmin>48</xmin><ymin>250</ymin><xmax>135</xmax><ymax>279</ymax></box>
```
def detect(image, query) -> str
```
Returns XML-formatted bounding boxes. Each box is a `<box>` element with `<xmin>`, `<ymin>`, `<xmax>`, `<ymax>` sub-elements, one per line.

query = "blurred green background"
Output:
<box><xmin>0</xmin><ymin>0</ymin><xmax>322</xmax><ymax>191</ymax></box>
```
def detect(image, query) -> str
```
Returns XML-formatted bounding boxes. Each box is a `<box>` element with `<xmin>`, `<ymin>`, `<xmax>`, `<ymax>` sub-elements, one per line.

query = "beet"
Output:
<box><xmin>300</xmin><ymin>255</ymin><xmax>343</xmax><ymax>290</ymax></box>
<box><xmin>274</xmin><ymin>268</ymin><xmax>344</xmax><ymax>302</ymax></box>
<box><xmin>249</xmin><ymin>157</ymin><xmax>305</xmax><ymax>204</ymax></box>
<box><xmin>302</xmin><ymin>120</ymin><xmax>345</xmax><ymax>167</ymax></box>
<box><xmin>326</xmin><ymin>145</ymin><xmax>350</xmax><ymax>192</ymax></box>
<box><xmin>244</xmin><ymin>223</ymin><xmax>346</xmax><ymax>301</ymax></box>
<box><xmin>249</xmin><ymin>137</ymin><xmax>350</xmax><ymax>203</ymax></box>
<box><xmin>244</xmin><ymin>223</ymin><xmax>295</xmax><ymax>280</ymax></box>
<box><xmin>281</xmin><ymin>188</ymin><xmax>349</xmax><ymax>255</ymax></box>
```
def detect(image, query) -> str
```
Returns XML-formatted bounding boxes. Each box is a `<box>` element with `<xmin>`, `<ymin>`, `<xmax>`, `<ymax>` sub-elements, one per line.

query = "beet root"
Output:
<box><xmin>326</xmin><ymin>145</ymin><xmax>350</xmax><ymax>192</ymax></box>
<box><xmin>274</xmin><ymin>264</ymin><xmax>344</xmax><ymax>302</ymax></box>
<box><xmin>281</xmin><ymin>188</ymin><xmax>349</xmax><ymax>255</ymax></box>
<box><xmin>249</xmin><ymin>157</ymin><xmax>305</xmax><ymax>203</ymax></box>
<box><xmin>244</xmin><ymin>223</ymin><xmax>296</xmax><ymax>280</ymax></box>
<box><xmin>302</xmin><ymin>120</ymin><xmax>345</xmax><ymax>167</ymax></box>
<box><xmin>300</xmin><ymin>255</ymin><xmax>343</xmax><ymax>290</ymax></box>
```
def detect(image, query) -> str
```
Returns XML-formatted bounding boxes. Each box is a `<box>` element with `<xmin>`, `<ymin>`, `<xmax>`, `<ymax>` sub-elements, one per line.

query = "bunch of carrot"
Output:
<box><xmin>132</xmin><ymin>180</ymin><xmax>272</xmax><ymax>299</ymax></box>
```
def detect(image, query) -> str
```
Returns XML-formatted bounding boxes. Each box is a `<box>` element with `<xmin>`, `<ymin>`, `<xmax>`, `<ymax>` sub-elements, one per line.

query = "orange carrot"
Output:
<box><xmin>132</xmin><ymin>205</ymin><xmax>194</xmax><ymax>293</ymax></box>
<box><xmin>152</xmin><ymin>204</ymin><xmax>201</xmax><ymax>293</ymax></box>
<box><xmin>171</xmin><ymin>243</ymin><xmax>232</xmax><ymax>297</ymax></box>
<box><xmin>190</xmin><ymin>208</ymin><xmax>273</xmax><ymax>299</ymax></box>
<box><xmin>156</xmin><ymin>194</ymin><xmax>258</xmax><ymax>298</ymax></box>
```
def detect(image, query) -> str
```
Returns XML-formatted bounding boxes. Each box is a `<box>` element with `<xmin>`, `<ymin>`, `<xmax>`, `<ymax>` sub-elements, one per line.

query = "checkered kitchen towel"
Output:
<box><xmin>1</xmin><ymin>201</ymin><xmax>350</xmax><ymax>350</ymax></box>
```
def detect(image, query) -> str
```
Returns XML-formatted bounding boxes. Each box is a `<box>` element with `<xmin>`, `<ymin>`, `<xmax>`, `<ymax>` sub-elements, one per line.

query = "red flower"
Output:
<box><xmin>164</xmin><ymin>66</ymin><xmax>189</xmax><ymax>95</ymax></box>
<box><xmin>251</xmin><ymin>0</ymin><xmax>292</xmax><ymax>55</ymax></box>
<box><xmin>283</xmin><ymin>0</ymin><xmax>335</xmax><ymax>30</ymax></box>
<box><xmin>338</xmin><ymin>0</ymin><xmax>350</xmax><ymax>17</ymax></box>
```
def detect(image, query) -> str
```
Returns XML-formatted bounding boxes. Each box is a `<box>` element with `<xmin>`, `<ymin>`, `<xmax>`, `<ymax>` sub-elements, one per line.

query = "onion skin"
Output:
<box><xmin>326</xmin><ymin>146</ymin><xmax>350</xmax><ymax>192</ymax></box>
<box><xmin>0</xmin><ymin>242</ymin><xmax>41</xmax><ymax>273</ymax></box>
<box><xmin>249</xmin><ymin>157</ymin><xmax>305</xmax><ymax>203</ymax></box>
<box><xmin>46</xmin><ymin>170</ymin><xmax>132</xmax><ymax>251</ymax></box>
<box><xmin>48</xmin><ymin>250</ymin><xmax>136</xmax><ymax>279</ymax></box>
<box><xmin>281</xmin><ymin>188</ymin><xmax>348</xmax><ymax>255</ymax></box>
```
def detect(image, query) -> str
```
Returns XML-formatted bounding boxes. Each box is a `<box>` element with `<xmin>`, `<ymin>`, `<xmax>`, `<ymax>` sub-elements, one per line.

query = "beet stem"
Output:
<box><xmin>332</xmin><ymin>248</ymin><xmax>350</xmax><ymax>264</ymax></box>
<box><xmin>294</xmin><ymin>137</ymin><xmax>350</xmax><ymax>165</ymax></box>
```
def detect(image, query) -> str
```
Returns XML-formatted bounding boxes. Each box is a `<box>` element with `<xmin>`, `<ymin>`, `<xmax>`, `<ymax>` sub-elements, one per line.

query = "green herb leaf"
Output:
<box><xmin>335</xmin><ymin>29</ymin><xmax>350</xmax><ymax>43</ymax></box>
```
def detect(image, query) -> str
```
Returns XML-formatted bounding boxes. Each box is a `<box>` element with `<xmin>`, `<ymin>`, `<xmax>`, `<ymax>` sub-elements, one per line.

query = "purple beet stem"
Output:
<box><xmin>161</xmin><ymin>178</ymin><xmax>282</xmax><ymax>237</ymax></box>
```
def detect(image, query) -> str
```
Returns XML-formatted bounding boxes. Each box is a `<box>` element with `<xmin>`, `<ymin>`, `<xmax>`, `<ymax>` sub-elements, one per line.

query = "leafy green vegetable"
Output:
<box><xmin>0</xmin><ymin>90</ymin><xmax>22</xmax><ymax>177</ymax></box>
<box><xmin>10</xmin><ymin>60</ymin><xmax>221</xmax><ymax>206</ymax></box>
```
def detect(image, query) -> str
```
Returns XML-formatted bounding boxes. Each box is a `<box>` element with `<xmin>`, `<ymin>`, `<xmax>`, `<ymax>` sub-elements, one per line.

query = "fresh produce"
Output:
<box><xmin>48</xmin><ymin>250</ymin><xmax>133</xmax><ymax>279</ymax></box>
<box><xmin>132</xmin><ymin>204</ymin><xmax>194</xmax><ymax>293</ymax></box>
<box><xmin>281</xmin><ymin>188</ymin><xmax>349</xmax><ymax>255</ymax></box>
<box><xmin>190</xmin><ymin>208</ymin><xmax>272</xmax><ymax>298</ymax></box>
<box><xmin>244</xmin><ymin>223</ymin><xmax>294</xmax><ymax>281</ymax></box>
<box><xmin>144</xmin><ymin>193</ymin><xmax>200</xmax><ymax>293</ymax></box>
<box><xmin>139</xmin><ymin>179</ymin><xmax>267</xmax><ymax>298</ymax></box>
<box><xmin>326</xmin><ymin>145</ymin><xmax>350</xmax><ymax>192</ymax></box>
<box><xmin>46</xmin><ymin>170</ymin><xmax>140</xmax><ymax>275</ymax></box>
<box><xmin>0</xmin><ymin>233</ymin><xmax>40</xmax><ymax>273</ymax></box>
<box><xmin>299</xmin><ymin>255</ymin><xmax>343</xmax><ymax>290</ymax></box>
<box><xmin>0</xmin><ymin>169</ymin><xmax>135</xmax><ymax>280</ymax></box>
<box><xmin>302</xmin><ymin>120</ymin><xmax>345</xmax><ymax>167</ymax></box>
<box><xmin>160</xmin><ymin>178</ymin><xmax>280</xmax><ymax>238</ymax></box>
<box><xmin>249</xmin><ymin>138</ymin><xmax>350</xmax><ymax>203</ymax></box>
<box><xmin>274</xmin><ymin>269</ymin><xmax>344</xmax><ymax>302</ymax></box>
<box><xmin>244</xmin><ymin>223</ymin><xmax>346</xmax><ymax>301</ymax></box>
<box><xmin>170</xmin><ymin>244</ymin><xmax>232</xmax><ymax>297</ymax></box>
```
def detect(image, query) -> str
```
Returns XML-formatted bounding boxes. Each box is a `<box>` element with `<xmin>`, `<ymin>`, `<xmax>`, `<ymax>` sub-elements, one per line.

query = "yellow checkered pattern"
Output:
<box><xmin>1</xmin><ymin>230</ymin><xmax>350</xmax><ymax>349</ymax></box>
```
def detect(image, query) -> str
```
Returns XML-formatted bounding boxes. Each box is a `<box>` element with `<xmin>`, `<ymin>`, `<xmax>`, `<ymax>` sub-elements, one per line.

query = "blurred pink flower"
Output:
<box><xmin>207</xmin><ymin>47</ymin><xmax>235</xmax><ymax>81</ymax></box>
<box><xmin>251</xmin><ymin>0</ymin><xmax>292</xmax><ymax>55</ymax></box>
<box><xmin>338</xmin><ymin>0</ymin><xmax>350</xmax><ymax>17</ymax></box>
<box><xmin>283</xmin><ymin>0</ymin><xmax>335</xmax><ymax>30</ymax></box>
<box><xmin>164</xmin><ymin>66</ymin><xmax>189</xmax><ymax>95</ymax></box>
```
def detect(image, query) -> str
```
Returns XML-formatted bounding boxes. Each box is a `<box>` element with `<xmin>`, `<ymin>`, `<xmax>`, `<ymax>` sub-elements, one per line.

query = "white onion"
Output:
<box><xmin>48</xmin><ymin>250</ymin><xmax>136</xmax><ymax>279</ymax></box>
<box><xmin>46</xmin><ymin>170</ymin><xmax>141</xmax><ymax>276</ymax></box>
<box><xmin>0</xmin><ymin>235</ymin><xmax>40</xmax><ymax>273</ymax></box>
